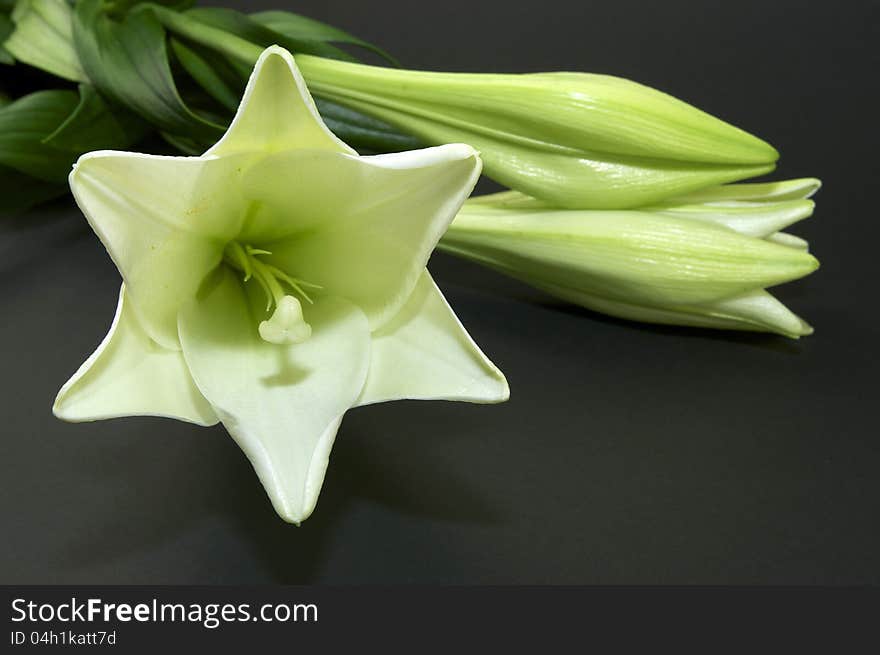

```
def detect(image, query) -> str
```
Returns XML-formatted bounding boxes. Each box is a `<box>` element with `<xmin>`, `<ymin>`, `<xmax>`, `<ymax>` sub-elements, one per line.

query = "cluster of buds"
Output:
<box><xmin>294</xmin><ymin>57</ymin><xmax>820</xmax><ymax>336</ymax></box>
<box><xmin>1</xmin><ymin>0</ymin><xmax>820</xmax><ymax>336</ymax></box>
<box><xmin>441</xmin><ymin>180</ymin><xmax>819</xmax><ymax>337</ymax></box>
<box><xmin>296</xmin><ymin>56</ymin><xmax>780</xmax><ymax>210</ymax></box>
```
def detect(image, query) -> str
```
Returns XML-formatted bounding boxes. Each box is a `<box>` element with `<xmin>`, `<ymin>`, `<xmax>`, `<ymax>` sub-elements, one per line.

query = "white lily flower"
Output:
<box><xmin>53</xmin><ymin>46</ymin><xmax>508</xmax><ymax>524</ymax></box>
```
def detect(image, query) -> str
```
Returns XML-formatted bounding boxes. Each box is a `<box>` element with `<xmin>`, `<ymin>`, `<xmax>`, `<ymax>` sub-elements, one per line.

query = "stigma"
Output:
<box><xmin>223</xmin><ymin>241</ymin><xmax>319</xmax><ymax>345</ymax></box>
<box><xmin>259</xmin><ymin>295</ymin><xmax>312</xmax><ymax>345</ymax></box>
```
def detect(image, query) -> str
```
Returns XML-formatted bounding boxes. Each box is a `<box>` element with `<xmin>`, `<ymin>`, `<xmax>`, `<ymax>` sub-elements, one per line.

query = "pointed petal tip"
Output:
<box><xmin>364</xmin><ymin>142</ymin><xmax>481</xmax><ymax>169</ymax></box>
<box><xmin>52</xmin><ymin>381</ymin><xmax>90</xmax><ymax>423</ymax></box>
<box><xmin>255</xmin><ymin>44</ymin><xmax>294</xmax><ymax>65</ymax></box>
<box><xmin>719</xmin><ymin>127</ymin><xmax>777</xmax><ymax>165</ymax></box>
<box><xmin>460</xmin><ymin>362</ymin><xmax>510</xmax><ymax>404</ymax></box>
<box><xmin>436</xmin><ymin>142</ymin><xmax>481</xmax><ymax>173</ymax></box>
<box><xmin>484</xmin><ymin>367</ymin><xmax>511</xmax><ymax>404</ymax></box>
<box><xmin>208</xmin><ymin>43</ymin><xmax>354</xmax><ymax>158</ymax></box>
<box><xmin>497</xmin><ymin>376</ymin><xmax>511</xmax><ymax>403</ymax></box>
<box><xmin>801</xmin><ymin>178</ymin><xmax>822</xmax><ymax>198</ymax></box>
<box><xmin>442</xmin><ymin>142</ymin><xmax>481</xmax><ymax>161</ymax></box>
<box><xmin>250</xmin><ymin>45</ymin><xmax>310</xmax><ymax>92</ymax></box>
<box><xmin>802</xmin><ymin>198</ymin><xmax>816</xmax><ymax>219</ymax></box>
<box><xmin>273</xmin><ymin>499</ymin><xmax>308</xmax><ymax>526</ymax></box>
<box><xmin>266</xmin><ymin>478</ymin><xmax>319</xmax><ymax>526</ymax></box>
<box><xmin>254</xmin><ymin>45</ymin><xmax>303</xmax><ymax>80</ymax></box>
<box><xmin>802</xmin><ymin>252</ymin><xmax>821</xmax><ymax>276</ymax></box>
<box><xmin>764</xmin><ymin>141</ymin><xmax>781</xmax><ymax>164</ymax></box>
<box><xmin>262</xmin><ymin>44</ymin><xmax>294</xmax><ymax>57</ymax></box>
<box><xmin>459</xmin><ymin>370</ymin><xmax>511</xmax><ymax>404</ymax></box>
<box><xmin>779</xmin><ymin>249</ymin><xmax>819</xmax><ymax>282</ymax></box>
<box><xmin>783</xmin><ymin>316</ymin><xmax>814</xmax><ymax>339</ymax></box>
<box><xmin>51</xmin><ymin>393</ymin><xmax>74</xmax><ymax>423</ymax></box>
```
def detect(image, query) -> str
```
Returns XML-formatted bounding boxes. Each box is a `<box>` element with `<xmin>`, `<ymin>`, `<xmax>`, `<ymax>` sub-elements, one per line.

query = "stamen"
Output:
<box><xmin>222</xmin><ymin>241</ymin><xmax>318</xmax><ymax>345</ymax></box>
<box><xmin>223</xmin><ymin>241</ymin><xmax>252</xmax><ymax>280</ymax></box>
<box><xmin>265</xmin><ymin>264</ymin><xmax>319</xmax><ymax>304</ymax></box>
<box><xmin>250</xmin><ymin>258</ymin><xmax>286</xmax><ymax>308</ymax></box>
<box><xmin>250</xmin><ymin>268</ymin><xmax>275</xmax><ymax>311</ymax></box>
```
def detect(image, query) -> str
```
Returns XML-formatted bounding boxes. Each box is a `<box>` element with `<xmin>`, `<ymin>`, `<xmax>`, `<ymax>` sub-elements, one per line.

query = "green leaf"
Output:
<box><xmin>0</xmin><ymin>164</ymin><xmax>66</xmax><ymax>214</ymax></box>
<box><xmin>104</xmin><ymin>0</ymin><xmax>195</xmax><ymax>15</ymax></box>
<box><xmin>0</xmin><ymin>84</ymin><xmax>153</xmax><ymax>213</ymax></box>
<box><xmin>72</xmin><ymin>0</ymin><xmax>224</xmax><ymax>143</ymax></box>
<box><xmin>0</xmin><ymin>89</ymin><xmax>80</xmax><ymax>181</ymax></box>
<box><xmin>0</xmin><ymin>14</ymin><xmax>14</xmax><ymax>65</ymax></box>
<box><xmin>43</xmin><ymin>83</ymin><xmax>149</xmax><ymax>151</ymax></box>
<box><xmin>314</xmin><ymin>97</ymin><xmax>422</xmax><ymax>153</ymax></box>
<box><xmin>250</xmin><ymin>10</ymin><xmax>399</xmax><ymax>66</ymax></box>
<box><xmin>182</xmin><ymin>7</ymin><xmax>358</xmax><ymax>62</ymax></box>
<box><xmin>169</xmin><ymin>37</ymin><xmax>241</xmax><ymax>113</ymax></box>
<box><xmin>4</xmin><ymin>0</ymin><xmax>86</xmax><ymax>80</ymax></box>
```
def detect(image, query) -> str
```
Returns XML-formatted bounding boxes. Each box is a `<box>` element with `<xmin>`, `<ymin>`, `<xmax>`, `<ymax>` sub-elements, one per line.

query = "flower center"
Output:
<box><xmin>222</xmin><ymin>241</ymin><xmax>320</xmax><ymax>345</ymax></box>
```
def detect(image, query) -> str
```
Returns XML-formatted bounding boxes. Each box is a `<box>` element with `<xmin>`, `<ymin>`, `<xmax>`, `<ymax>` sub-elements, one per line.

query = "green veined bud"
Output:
<box><xmin>440</xmin><ymin>180</ymin><xmax>820</xmax><ymax>337</ymax></box>
<box><xmin>297</xmin><ymin>56</ymin><xmax>779</xmax><ymax>209</ymax></box>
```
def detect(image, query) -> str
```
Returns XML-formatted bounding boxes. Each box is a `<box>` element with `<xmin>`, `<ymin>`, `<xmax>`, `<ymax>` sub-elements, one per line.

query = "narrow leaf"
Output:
<box><xmin>183</xmin><ymin>7</ymin><xmax>358</xmax><ymax>62</ymax></box>
<box><xmin>0</xmin><ymin>14</ymin><xmax>14</xmax><ymax>65</ymax></box>
<box><xmin>314</xmin><ymin>97</ymin><xmax>422</xmax><ymax>153</ymax></box>
<box><xmin>104</xmin><ymin>0</ymin><xmax>196</xmax><ymax>14</ymax></box>
<box><xmin>170</xmin><ymin>37</ymin><xmax>241</xmax><ymax>112</ymax></box>
<box><xmin>0</xmin><ymin>85</ymin><xmax>153</xmax><ymax>213</ymax></box>
<box><xmin>72</xmin><ymin>0</ymin><xmax>224</xmax><ymax>141</ymax></box>
<box><xmin>0</xmin><ymin>89</ymin><xmax>80</xmax><ymax>181</ymax></box>
<box><xmin>251</xmin><ymin>10</ymin><xmax>399</xmax><ymax>65</ymax></box>
<box><xmin>43</xmin><ymin>83</ymin><xmax>149</xmax><ymax>151</ymax></box>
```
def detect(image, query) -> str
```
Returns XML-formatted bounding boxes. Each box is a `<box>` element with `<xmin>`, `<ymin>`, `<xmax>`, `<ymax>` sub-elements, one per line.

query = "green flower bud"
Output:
<box><xmin>296</xmin><ymin>55</ymin><xmax>779</xmax><ymax>209</ymax></box>
<box><xmin>440</xmin><ymin>179</ymin><xmax>820</xmax><ymax>337</ymax></box>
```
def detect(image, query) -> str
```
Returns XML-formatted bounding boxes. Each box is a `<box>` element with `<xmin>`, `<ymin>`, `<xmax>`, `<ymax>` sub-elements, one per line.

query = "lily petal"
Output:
<box><xmin>177</xmin><ymin>269</ymin><xmax>371</xmax><ymax>524</ymax></box>
<box><xmin>206</xmin><ymin>45</ymin><xmax>354</xmax><ymax>158</ymax></box>
<box><xmin>70</xmin><ymin>150</ymin><xmax>248</xmax><ymax>349</ymax></box>
<box><xmin>358</xmin><ymin>271</ymin><xmax>508</xmax><ymax>406</ymax></box>
<box><xmin>53</xmin><ymin>285</ymin><xmax>218</xmax><ymax>424</ymax></box>
<box><xmin>244</xmin><ymin>144</ymin><xmax>481</xmax><ymax>329</ymax></box>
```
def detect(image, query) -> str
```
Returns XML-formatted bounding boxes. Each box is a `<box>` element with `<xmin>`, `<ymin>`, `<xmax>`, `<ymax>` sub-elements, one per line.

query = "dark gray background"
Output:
<box><xmin>2</xmin><ymin>0</ymin><xmax>878</xmax><ymax>583</ymax></box>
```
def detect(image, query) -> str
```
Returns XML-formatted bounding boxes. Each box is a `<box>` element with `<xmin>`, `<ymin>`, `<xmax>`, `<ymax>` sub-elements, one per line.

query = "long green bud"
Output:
<box><xmin>296</xmin><ymin>55</ymin><xmax>779</xmax><ymax>209</ymax></box>
<box><xmin>441</xmin><ymin>179</ymin><xmax>820</xmax><ymax>337</ymax></box>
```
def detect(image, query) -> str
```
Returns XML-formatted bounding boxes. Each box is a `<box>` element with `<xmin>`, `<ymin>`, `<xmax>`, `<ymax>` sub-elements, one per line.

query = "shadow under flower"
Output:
<box><xmin>54</xmin><ymin>403</ymin><xmax>504</xmax><ymax>583</ymax></box>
